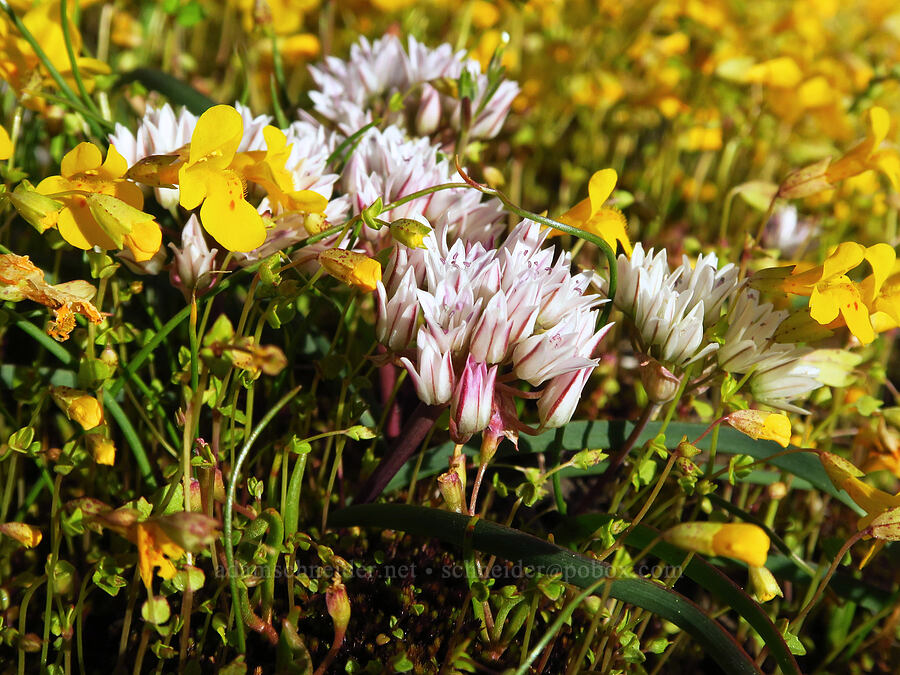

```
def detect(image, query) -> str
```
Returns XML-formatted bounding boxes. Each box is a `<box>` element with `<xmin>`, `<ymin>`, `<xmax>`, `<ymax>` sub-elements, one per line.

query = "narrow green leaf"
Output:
<box><xmin>383</xmin><ymin>421</ymin><xmax>860</xmax><ymax>513</ymax></box>
<box><xmin>116</xmin><ymin>68</ymin><xmax>215</xmax><ymax>114</ymax></box>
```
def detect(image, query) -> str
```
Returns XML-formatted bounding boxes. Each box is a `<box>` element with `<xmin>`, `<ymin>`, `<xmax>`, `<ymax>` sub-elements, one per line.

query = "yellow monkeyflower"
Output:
<box><xmin>557</xmin><ymin>169</ymin><xmax>632</xmax><ymax>255</ymax></box>
<box><xmin>825</xmin><ymin>106</ymin><xmax>900</xmax><ymax>191</ymax></box>
<box><xmin>85</xmin><ymin>430</ymin><xmax>116</xmax><ymax>466</ymax></box>
<box><xmin>179</xmin><ymin>105</ymin><xmax>267</xmax><ymax>252</ymax></box>
<box><xmin>779</xmin><ymin>242</ymin><xmax>895</xmax><ymax>345</ymax></box>
<box><xmin>36</xmin><ymin>143</ymin><xmax>161</xmax><ymax>261</ymax></box>
<box><xmin>748</xmin><ymin>565</ymin><xmax>783</xmax><ymax>603</ymax></box>
<box><xmin>820</xmin><ymin>451</ymin><xmax>900</xmax><ymax>529</ymax></box>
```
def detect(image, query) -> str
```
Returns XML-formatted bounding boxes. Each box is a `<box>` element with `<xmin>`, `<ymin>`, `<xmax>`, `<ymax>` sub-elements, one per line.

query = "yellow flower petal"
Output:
<box><xmin>745</xmin><ymin>57</ymin><xmax>803</xmax><ymax>88</ymax></box>
<box><xmin>199</xmin><ymin>172</ymin><xmax>266</xmax><ymax>252</ymax></box>
<box><xmin>61</xmin><ymin>142</ymin><xmax>103</xmax><ymax>177</ymax></box>
<box><xmin>587</xmin><ymin>169</ymin><xmax>617</xmax><ymax>217</ymax></box>
<box><xmin>50</xmin><ymin>386</ymin><xmax>103</xmax><ymax>430</ymax></box>
<box><xmin>864</xmin><ymin>243</ymin><xmax>897</xmax><ymax>296</ymax></box>
<box><xmin>556</xmin><ymin>197</ymin><xmax>591</xmax><ymax>235</ymax></box>
<box><xmin>726</xmin><ymin>410</ymin><xmax>791</xmax><ymax>448</ymax></box>
<box><xmin>822</xmin><ymin>242</ymin><xmax>865</xmax><ymax>280</ymax></box>
<box><xmin>56</xmin><ymin>198</ymin><xmax>118</xmax><ymax>251</ymax></box>
<box><xmin>188</xmin><ymin>105</ymin><xmax>243</xmax><ymax>169</ymax></box>
<box><xmin>711</xmin><ymin>524</ymin><xmax>770</xmax><ymax>567</ymax></box>
<box><xmin>124</xmin><ymin>219</ymin><xmax>163</xmax><ymax>263</ymax></box>
<box><xmin>101</xmin><ymin>145</ymin><xmax>128</xmax><ymax>179</ymax></box>
<box><xmin>0</xmin><ymin>125</ymin><xmax>11</xmax><ymax>160</ymax></box>
<box><xmin>837</xmin><ymin>289</ymin><xmax>875</xmax><ymax>345</ymax></box>
<box><xmin>872</xmin><ymin>150</ymin><xmax>900</xmax><ymax>191</ymax></box>
<box><xmin>86</xmin><ymin>432</ymin><xmax>116</xmax><ymax>465</ymax></box>
<box><xmin>867</xmin><ymin>106</ymin><xmax>891</xmax><ymax>147</ymax></box>
<box><xmin>663</xmin><ymin>522</ymin><xmax>770</xmax><ymax>567</ymax></box>
<box><xmin>585</xmin><ymin>207</ymin><xmax>632</xmax><ymax>256</ymax></box>
<box><xmin>319</xmin><ymin>249</ymin><xmax>383</xmax><ymax>292</ymax></box>
<box><xmin>178</xmin><ymin>165</ymin><xmax>211</xmax><ymax>210</ymax></box>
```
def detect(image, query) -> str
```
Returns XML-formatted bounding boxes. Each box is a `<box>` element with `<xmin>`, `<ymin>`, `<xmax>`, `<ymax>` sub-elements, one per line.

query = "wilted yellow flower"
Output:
<box><xmin>663</xmin><ymin>522</ymin><xmax>770</xmax><ymax>567</ymax></box>
<box><xmin>318</xmin><ymin>249</ymin><xmax>382</xmax><ymax>292</ymax></box>
<box><xmin>0</xmin><ymin>254</ymin><xmax>102</xmax><ymax>341</ymax></box>
<box><xmin>820</xmin><ymin>451</ymin><xmax>900</xmax><ymax>531</ymax></box>
<box><xmin>557</xmin><ymin>169</ymin><xmax>632</xmax><ymax>255</ymax></box>
<box><xmin>0</xmin><ymin>521</ymin><xmax>42</xmax><ymax>548</ymax></box>
<box><xmin>36</xmin><ymin>143</ymin><xmax>161</xmax><ymax>261</ymax></box>
<box><xmin>85</xmin><ymin>430</ymin><xmax>116</xmax><ymax>466</ymax></box>
<box><xmin>50</xmin><ymin>386</ymin><xmax>103</xmax><ymax>430</ymax></box>
<box><xmin>136</xmin><ymin>521</ymin><xmax>185</xmax><ymax>592</ymax></box>
<box><xmin>749</xmin><ymin>565</ymin><xmax>783</xmax><ymax>603</ymax></box>
<box><xmin>726</xmin><ymin>410</ymin><xmax>792</xmax><ymax>448</ymax></box>
<box><xmin>819</xmin><ymin>450</ymin><xmax>900</xmax><ymax>565</ymax></box>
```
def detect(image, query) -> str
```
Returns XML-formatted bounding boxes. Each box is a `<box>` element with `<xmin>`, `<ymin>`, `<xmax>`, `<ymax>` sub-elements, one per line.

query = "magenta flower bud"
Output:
<box><xmin>376</xmin><ymin>269</ymin><xmax>419</xmax><ymax>351</ymax></box>
<box><xmin>399</xmin><ymin>331</ymin><xmax>454</xmax><ymax>405</ymax></box>
<box><xmin>169</xmin><ymin>215</ymin><xmax>218</xmax><ymax>301</ymax></box>
<box><xmin>449</xmin><ymin>356</ymin><xmax>497</xmax><ymax>443</ymax></box>
<box><xmin>416</xmin><ymin>83</ymin><xmax>443</xmax><ymax>136</ymax></box>
<box><xmin>537</xmin><ymin>367</ymin><xmax>593</xmax><ymax>429</ymax></box>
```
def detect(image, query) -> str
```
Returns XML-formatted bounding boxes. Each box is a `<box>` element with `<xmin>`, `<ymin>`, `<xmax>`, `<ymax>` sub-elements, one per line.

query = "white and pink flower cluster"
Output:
<box><xmin>308</xmin><ymin>34</ymin><xmax>520</xmax><ymax>142</ymax></box>
<box><xmin>611</xmin><ymin>244</ymin><xmax>821</xmax><ymax>412</ymax></box>
<box><xmin>376</xmin><ymin>220</ymin><xmax>611</xmax><ymax>444</ymax></box>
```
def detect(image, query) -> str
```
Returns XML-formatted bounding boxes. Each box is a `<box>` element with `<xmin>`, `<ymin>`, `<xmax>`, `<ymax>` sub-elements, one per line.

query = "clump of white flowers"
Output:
<box><xmin>376</xmin><ymin>220</ymin><xmax>610</xmax><ymax>445</ymax></box>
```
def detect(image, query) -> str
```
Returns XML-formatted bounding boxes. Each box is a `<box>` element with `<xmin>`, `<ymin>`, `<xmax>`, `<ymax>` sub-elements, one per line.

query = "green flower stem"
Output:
<box><xmin>224</xmin><ymin>385</ymin><xmax>301</xmax><ymax>653</ymax></box>
<box><xmin>60</xmin><ymin>0</ymin><xmax>102</xmax><ymax>119</ymax></box>
<box><xmin>39</xmin><ymin>473</ymin><xmax>63</xmax><ymax>666</ymax></box>
<box><xmin>789</xmin><ymin>529</ymin><xmax>866</xmax><ymax>635</ymax></box>
<box><xmin>514</xmin><ymin>576</ymin><xmax>608</xmax><ymax>675</ymax></box>
<box><xmin>704</xmin><ymin>401</ymin><xmax>726</xmax><ymax>476</ymax></box>
<box><xmin>266</xmin><ymin>27</ymin><xmax>290</xmax><ymax>128</ymax></box>
<box><xmin>17</xmin><ymin>575</ymin><xmax>47</xmax><ymax>675</ymax></box>
<box><xmin>326</xmin><ymin>120</ymin><xmax>379</xmax><ymax>166</ymax></box>
<box><xmin>6</xmin><ymin>107</ymin><xmax>22</xmax><ymax>172</ymax></box>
